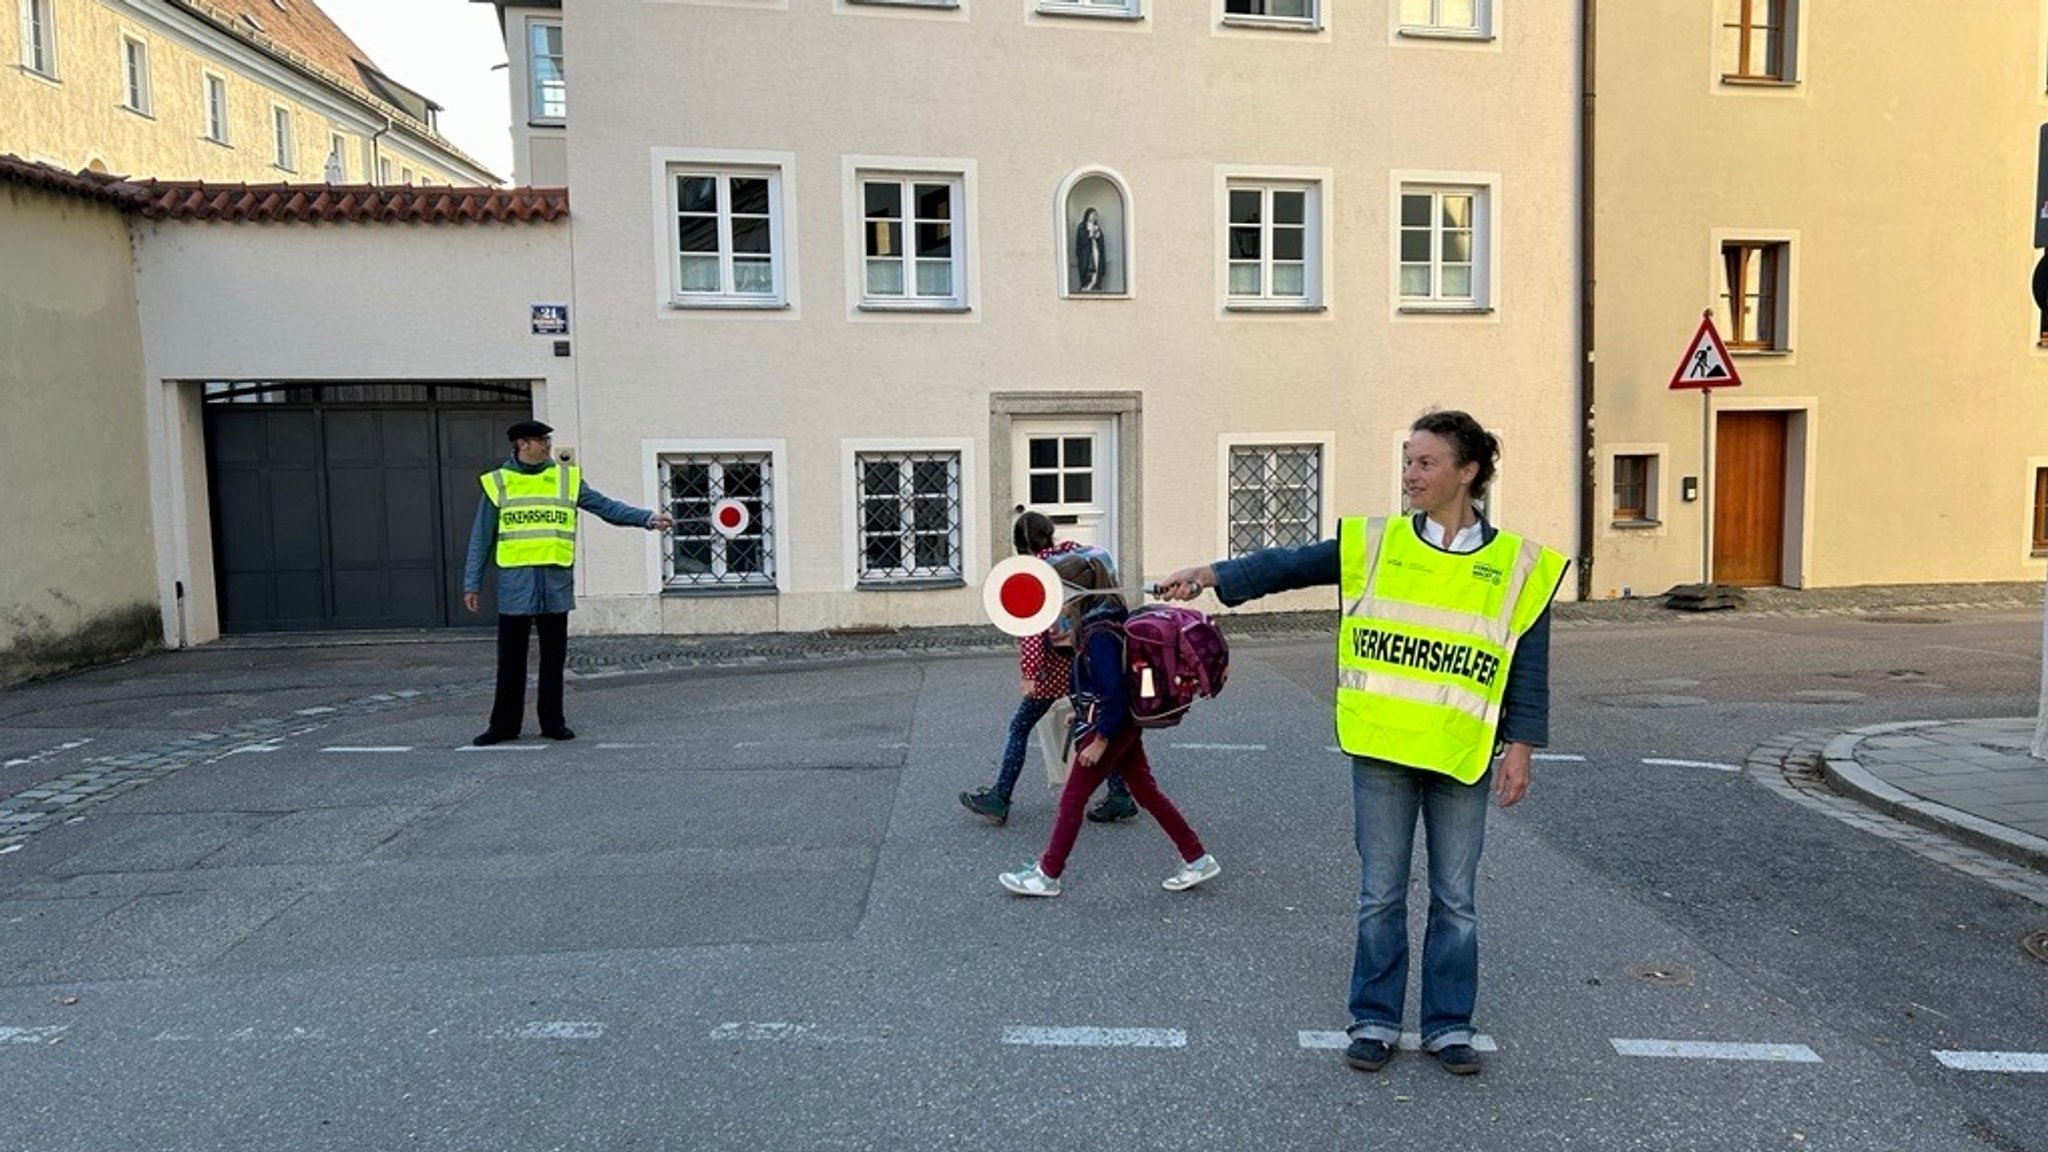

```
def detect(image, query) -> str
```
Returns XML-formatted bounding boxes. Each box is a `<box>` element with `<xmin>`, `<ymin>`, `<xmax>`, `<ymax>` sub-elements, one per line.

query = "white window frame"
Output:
<box><xmin>1708</xmin><ymin>227</ymin><xmax>1798</xmax><ymax>356</ymax></box>
<box><xmin>1392</xmin><ymin>172</ymin><xmax>1498</xmax><ymax>315</ymax></box>
<box><xmin>327</xmin><ymin>132</ymin><xmax>347</xmax><ymax>180</ymax></box>
<box><xmin>1219</xmin><ymin>0</ymin><xmax>1320</xmax><ymax>31</ymax></box>
<box><xmin>643</xmin><ymin>439</ymin><xmax>791</xmax><ymax>592</ymax></box>
<box><xmin>845</xmin><ymin>158</ymin><xmax>975</xmax><ymax>314</ymax></box>
<box><xmin>377</xmin><ymin>156</ymin><xmax>392</xmax><ymax>185</ymax></box>
<box><xmin>20</xmin><ymin>0</ymin><xmax>56</xmax><ymax>78</ymax></box>
<box><xmin>842</xmin><ymin>439</ymin><xmax>977</xmax><ymax>589</ymax></box>
<box><xmin>841</xmin><ymin>0</ymin><xmax>961</xmax><ymax>10</ymax></box>
<box><xmin>1038</xmin><ymin>0</ymin><xmax>1141</xmax><ymax>18</ymax></box>
<box><xmin>660</xmin><ymin>155</ymin><xmax>792</xmax><ymax>309</ymax></box>
<box><xmin>203</xmin><ymin>72</ymin><xmax>230</xmax><ymax>144</ymax></box>
<box><xmin>526</xmin><ymin>17</ymin><xmax>565</xmax><ymax>124</ymax></box>
<box><xmin>1219</xmin><ymin>434</ymin><xmax>1335</xmax><ymax>553</ymax></box>
<box><xmin>1218</xmin><ymin>168</ymin><xmax>1328</xmax><ymax>311</ymax></box>
<box><xmin>1396</xmin><ymin>0</ymin><xmax>1490</xmax><ymax>38</ymax></box>
<box><xmin>271</xmin><ymin>105</ymin><xmax>295</xmax><ymax>171</ymax></box>
<box><xmin>120</xmin><ymin>33</ymin><xmax>151</xmax><ymax>114</ymax></box>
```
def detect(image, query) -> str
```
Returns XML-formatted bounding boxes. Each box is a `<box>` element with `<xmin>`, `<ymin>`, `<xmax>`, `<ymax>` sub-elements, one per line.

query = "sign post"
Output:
<box><xmin>1666</xmin><ymin>310</ymin><xmax>1743</xmax><ymax>609</ymax></box>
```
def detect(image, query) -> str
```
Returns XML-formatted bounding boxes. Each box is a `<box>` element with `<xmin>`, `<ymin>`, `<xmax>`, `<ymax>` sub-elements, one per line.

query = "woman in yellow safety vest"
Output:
<box><xmin>1157</xmin><ymin>409</ymin><xmax>1567</xmax><ymax>1079</ymax></box>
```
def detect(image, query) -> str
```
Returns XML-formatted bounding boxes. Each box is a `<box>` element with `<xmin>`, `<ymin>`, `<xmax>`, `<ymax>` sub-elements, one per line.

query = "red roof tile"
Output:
<box><xmin>1</xmin><ymin>156</ymin><xmax>565</xmax><ymax>224</ymax></box>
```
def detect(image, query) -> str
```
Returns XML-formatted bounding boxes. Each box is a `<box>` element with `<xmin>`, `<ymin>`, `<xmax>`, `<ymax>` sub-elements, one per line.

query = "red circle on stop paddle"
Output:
<box><xmin>999</xmin><ymin>572</ymin><xmax>1047</xmax><ymax>620</ymax></box>
<box><xmin>716</xmin><ymin>505</ymin><xmax>743</xmax><ymax>529</ymax></box>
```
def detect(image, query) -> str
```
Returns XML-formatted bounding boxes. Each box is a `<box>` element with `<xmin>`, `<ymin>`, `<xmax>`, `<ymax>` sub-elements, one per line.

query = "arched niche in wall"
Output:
<box><xmin>1059</xmin><ymin>170</ymin><xmax>1130</xmax><ymax>297</ymax></box>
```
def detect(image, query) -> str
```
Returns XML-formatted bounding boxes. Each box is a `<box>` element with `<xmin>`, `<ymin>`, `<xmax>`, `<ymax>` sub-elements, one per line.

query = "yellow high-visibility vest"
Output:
<box><xmin>1335</xmin><ymin>515</ymin><xmax>1568</xmax><ymax>783</ymax></box>
<box><xmin>481</xmin><ymin>463</ymin><xmax>581</xmax><ymax>569</ymax></box>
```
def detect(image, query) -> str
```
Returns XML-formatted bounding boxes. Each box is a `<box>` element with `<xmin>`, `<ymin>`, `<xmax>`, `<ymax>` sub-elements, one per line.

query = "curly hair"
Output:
<box><xmin>1410</xmin><ymin>410</ymin><xmax>1501</xmax><ymax>501</ymax></box>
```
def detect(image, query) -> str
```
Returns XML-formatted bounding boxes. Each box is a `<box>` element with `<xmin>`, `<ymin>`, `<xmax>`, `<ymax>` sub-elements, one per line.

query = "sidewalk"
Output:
<box><xmin>1822</xmin><ymin>719</ymin><xmax>2048</xmax><ymax>873</ymax></box>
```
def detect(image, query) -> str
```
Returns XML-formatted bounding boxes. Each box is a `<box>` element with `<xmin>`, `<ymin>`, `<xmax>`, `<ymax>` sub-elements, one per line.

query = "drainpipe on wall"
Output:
<box><xmin>369</xmin><ymin>116</ymin><xmax>393</xmax><ymax>185</ymax></box>
<box><xmin>1576</xmin><ymin>0</ymin><xmax>1598</xmax><ymax>601</ymax></box>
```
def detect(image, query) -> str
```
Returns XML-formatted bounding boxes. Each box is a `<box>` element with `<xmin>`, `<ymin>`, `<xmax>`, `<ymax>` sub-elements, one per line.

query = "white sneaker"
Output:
<box><xmin>1162</xmin><ymin>853</ymin><xmax>1221</xmax><ymax>891</ymax></box>
<box><xmin>999</xmin><ymin>862</ymin><xmax>1062</xmax><ymax>897</ymax></box>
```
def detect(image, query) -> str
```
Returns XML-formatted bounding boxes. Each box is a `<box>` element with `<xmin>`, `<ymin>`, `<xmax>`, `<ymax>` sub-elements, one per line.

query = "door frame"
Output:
<box><xmin>1706</xmin><ymin>396</ymin><xmax>1815</xmax><ymax>588</ymax></box>
<box><xmin>988</xmin><ymin>392</ymin><xmax>1142</xmax><ymax>577</ymax></box>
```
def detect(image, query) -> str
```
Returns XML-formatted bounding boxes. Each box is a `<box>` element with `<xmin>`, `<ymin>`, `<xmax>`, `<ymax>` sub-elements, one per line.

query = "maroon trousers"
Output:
<box><xmin>1039</xmin><ymin>726</ymin><xmax>1205</xmax><ymax>879</ymax></box>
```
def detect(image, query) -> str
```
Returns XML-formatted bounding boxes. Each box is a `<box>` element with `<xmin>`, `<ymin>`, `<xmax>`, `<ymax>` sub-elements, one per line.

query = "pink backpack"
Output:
<box><xmin>1121</xmin><ymin>605</ymin><xmax>1231</xmax><ymax>729</ymax></box>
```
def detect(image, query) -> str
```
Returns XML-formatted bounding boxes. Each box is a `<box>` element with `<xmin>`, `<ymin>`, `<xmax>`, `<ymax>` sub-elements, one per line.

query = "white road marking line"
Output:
<box><xmin>504</xmin><ymin>1021</ymin><xmax>604</xmax><ymax>1041</ymax></box>
<box><xmin>1532</xmin><ymin>753</ymin><xmax>1587</xmax><ymax>763</ymax></box>
<box><xmin>595</xmin><ymin>743</ymin><xmax>664</xmax><ymax>750</ymax></box>
<box><xmin>456</xmin><ymin>744</ymin><xmax>548</xmax><ymax>753</ymax></box>
<box><xmin>0</xmin><ymin>1026</ymin><xmax>66</xmax><ymax>1045</ymax></box>
<box><xmin>1002</xmin><ymin>1026</ymin><xmax>1186</xmax><ymax>1049</ymax></box>
<box><xmin>0</xmin><ymin>845</ymin><xmax>22</xmax><ymax>856</ymax></box>
<box><xmin>1167</xmin><ymin>743</ymin><xmax>1267</xmax><ymax>752</ymax></box>
<box><xmin>1296</xmin><ymin>1030</ymin><xmax>1498</xmax><ymax>1053</ymax></box>
<box><xmin>1611</xmin><ymin>1039</ymin><xmax>1820</xmax><ymax>1063</ymax></box>
<box><xmin>1641</xmin><ymin>758</ymin><xmax>1742</xmax><ymax>773</ymax></box>
<box><xmin>320</xmin><ymin>746</ymin><xmax>412</xmax><ymax>754</ymax></box>
<box><xmin>1933</xmin><ymin>1050</ymin><xmax>2048</xmax><ymax>1073</ymax></box>
<box><xmin>3</xmin><ymin>738</ymin><xmax>93</xmax><ymax>769</ymax></box>
<box><xmin>710</xmin><ymin>1022</ymin><xmax>813</xmax><ymax>1041</ymax></box>
<box><xmin>294</xmin><ymin>706</ymin><xmax>337</xmax><ymax>716</ymax></box>
<box><xmin>226</xmin><ymin>744</ymin><xmax>283</xmax><ymax>756</ymax></box>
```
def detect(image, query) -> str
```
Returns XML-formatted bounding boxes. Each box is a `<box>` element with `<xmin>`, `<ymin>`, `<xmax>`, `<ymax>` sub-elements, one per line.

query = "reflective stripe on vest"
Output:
<box><xmin>1334</xmin><ymin>515</ymin><xmax>1568</xmax><ymax>783</ymax></box>
<box><xmin>482</xmin><ymin>463</ymin><xmax>580</xmax><ymax>569</ymax></box>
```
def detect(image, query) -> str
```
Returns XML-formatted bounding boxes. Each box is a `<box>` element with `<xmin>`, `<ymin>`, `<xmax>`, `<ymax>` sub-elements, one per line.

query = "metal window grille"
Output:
<box><xmin>1228</xmin><ymin>444</ymin><xmax>1321</xmax><ymax>553</ymax></box>
<box><xmin>661</xmin><ymin>454</ymin><xmax>775</xmax><ymax>588</ymax></box>
<box><xmin>857</xmin><ymin>451</ymin><xmax>963</xmax><ymax>582</ymax></box>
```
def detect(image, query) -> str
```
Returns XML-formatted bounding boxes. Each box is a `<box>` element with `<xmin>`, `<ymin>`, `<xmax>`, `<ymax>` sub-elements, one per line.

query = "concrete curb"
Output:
<box><xmin>1820</xmin><ymin>721</ymin><xmax>2048</xmax><ymax>875</ymax></box>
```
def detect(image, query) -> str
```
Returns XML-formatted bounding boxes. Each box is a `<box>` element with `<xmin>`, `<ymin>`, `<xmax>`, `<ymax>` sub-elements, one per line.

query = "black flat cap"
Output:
<box><xmin>506</xmin><ymin>419</ymin><xmax>554</xmax><ymax>442</ymax></box>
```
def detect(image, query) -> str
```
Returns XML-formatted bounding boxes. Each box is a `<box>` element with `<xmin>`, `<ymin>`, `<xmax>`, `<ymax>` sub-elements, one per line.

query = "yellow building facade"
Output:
<box><xmin>3</xmin><ymin>0</ymin><xmax>495</xmax><ymax>185</ymax></box>
<box><xmin>1591</xmin><ymin>0</ymin><xmax>2048</xmax><ymax>594</ymax></box>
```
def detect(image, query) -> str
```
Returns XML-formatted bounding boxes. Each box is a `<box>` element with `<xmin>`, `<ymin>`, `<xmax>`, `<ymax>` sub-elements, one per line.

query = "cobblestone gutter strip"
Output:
<box><xmin>0</xmin><ymin>686</ymin><xmax>470</xmax><ymax>854</ymax></box>
<box><xmin>1747</xmin><ymin>728</ymin><xmax>2048</xmax><ymax>907</ymax></box>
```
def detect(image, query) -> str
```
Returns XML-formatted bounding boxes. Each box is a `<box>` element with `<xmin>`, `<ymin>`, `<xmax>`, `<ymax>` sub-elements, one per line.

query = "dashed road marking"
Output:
<box><xmin>456</xmin><ymin>744</ymin><xmax>548</xmax><ymax>753</ymax></box>
<box><xmin>3</xmin><ymin>739</ymin><xmax>92</xmax><ymax>769</ymax></box>
<box><xmin>1296</xmin><ymin>1030</ymin><xmax>1498</xmax><ymax>1053</ymax></box>
<box><xmin>1642</xmin><ymin>758</ymin><xmax>1742</xmax><ymax>772</ymax></box>
<box><xmin>503</xmin><ymin>1021</ymin><xmax>604</xmax><ymax>1041</ymax></box>
<box><xmin>1002</xmin><ymin>1026</ymin><xmax>1186</xmax><ymax>1049</ymax></box>
<box><xmin>1933</xmin><ymin>1050</ymin><xmax>2048</xmax><ymax>1073</ymax></box>
<box><xmin>1532</xmin><ymin>753</ymin><xmax>1587</xmax><ymax>763</ymax></box>
<box><xmin>1611</xmin><ymin>1039</ymin><xmax>1820</xmax><ymax>1063</ymax></box>
<box><xmin>320</xmin><ymin>746</ymin><xmax>413</xmax><ymax>754</ymax></box>
<box><xmin>0</xmin><ymin>1026</ymin><xmax>66</xmax><ymax>1045</ymax></box>
<box><xmin>1168</xmin><ymin>743</ymin><xmax>1268</xmax><ymax>752</ymax></box>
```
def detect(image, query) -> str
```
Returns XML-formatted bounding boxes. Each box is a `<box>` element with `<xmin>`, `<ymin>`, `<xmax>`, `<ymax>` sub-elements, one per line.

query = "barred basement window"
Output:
<box><xmin>661</xmin><ymin>454</ymin><xmax>775</xmax><ymax>588</ymax></box>
<box><xmin>1229</xmin><ymin>444</ymin><xmax>1321</xmax><ymax>552</ymax></box>
<box><xmin>857</xmin><ymin>451</ymin><xmax>963</xmax><ymax>583</ymax></box>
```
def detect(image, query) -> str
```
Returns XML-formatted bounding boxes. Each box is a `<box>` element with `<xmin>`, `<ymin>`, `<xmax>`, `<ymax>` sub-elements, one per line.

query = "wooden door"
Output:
<box><xmin>1712</xmin><ymin>410</ymin><xmax>1788</xmax><ymax>586</ymax></box>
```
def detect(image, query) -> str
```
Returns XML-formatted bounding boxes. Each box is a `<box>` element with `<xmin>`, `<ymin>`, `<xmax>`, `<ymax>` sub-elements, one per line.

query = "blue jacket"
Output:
<box><xmin>1209</xmin><ymin>513</ymin><xmax>1555</xmax><ymax>748</ymax></box>
<box><xmin>462</xmin><ymin>456</ymin><xmax>660</xmax><ymax>616</ymax></box>
<box><xmin>1068</xmin><ymin>601</ymin><xmax>1133</xmax><ymax>747</ymax></box>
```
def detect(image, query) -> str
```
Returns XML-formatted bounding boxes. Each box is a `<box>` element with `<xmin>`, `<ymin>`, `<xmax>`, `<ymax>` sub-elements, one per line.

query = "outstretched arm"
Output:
<box><xmin>577</xmin><ymin>480</ymin><xmax>674</xmax><ymax>530</ymax></box>
<box><xmin>1156</xmin><ymin>539</ymin><xmax>1341</xmax><ymax>607</ymax></box>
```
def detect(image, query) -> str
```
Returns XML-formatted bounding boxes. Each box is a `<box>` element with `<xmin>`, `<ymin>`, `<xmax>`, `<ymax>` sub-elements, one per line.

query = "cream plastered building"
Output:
<box><xmin>478</xmin><ymin>0</ymin><xmax>1584</xmax><ymax>636</ymax></box>
<box><xmin>1590</xmin><ymin>0</ymin><xmax>2048</xmax><ymax>594</ymax></box>
<box><xmin>4</xmin><ymin>0</ymin><xmax>497</xmax><ymax>185</ymax></box>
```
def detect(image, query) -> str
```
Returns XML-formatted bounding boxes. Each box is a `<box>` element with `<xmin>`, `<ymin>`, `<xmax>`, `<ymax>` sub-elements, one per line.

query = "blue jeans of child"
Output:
<box><xmin>1346</xmin><ymin>756</ymin><xmax>1491</xmax><ymax>1052</ymax></box>
<box><xmin>992</xmin><ymin>696</ymin><xmax>1130</xmax><ymax>804</ymax></box>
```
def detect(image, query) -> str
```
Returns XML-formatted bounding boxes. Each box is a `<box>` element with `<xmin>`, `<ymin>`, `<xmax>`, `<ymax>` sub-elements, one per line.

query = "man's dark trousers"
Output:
<box><xmin>490</xmin><ymin>612</ymin><xmax>569</xmax><ymax>734</ymax></box>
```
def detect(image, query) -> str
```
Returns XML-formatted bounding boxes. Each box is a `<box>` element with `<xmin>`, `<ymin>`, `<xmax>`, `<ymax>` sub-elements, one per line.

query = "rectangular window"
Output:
<box><xmin>377</xmin><ymin>157</ymin><xmax>392</xmax><ymax>185</ymax></box>
<box><xmin>662</xmin><ymin>454</ymin><xmax>776</xmax><ymax>588</ymax></box>
<box><xmin>1228</xmin><ymin>444</ymin><xmax>1322</xmax><ymax>553</ymax></box>
<box><xmin>21</xmin><ymin>0</ymin><xmax>55</xmax><ymax>77</ymax></box>
<box><xmin>1719</xmin><ymin>240</ymin><xmax>1787</xmax><ymax>350</ymax></box>
<box><xmin>2033</xmin><ymin>467</ymin><xmax>2048</xmax><ymax>555</ymax></box>
<box><xmin>204</xmin><ymin>74</ymin><xmax>230</xmax><ymax>143</ymax></box>
<box><xmin>400</xmin><ymin>165</ymin><xmax>413</xmax><ymax>185</ymax></box>
<box><xmin>671</xmin><ymin>167</ymin><xmax>785</xmax><ymax>304</ymax></box>
<box><xmin>272</xmin><ymin>106</ymin><xmax>295</xmax><ymax>170</ymax></box>
<box><xmin>327</xmin><ymin>132</ymin><xmax>346</xmax><ymax>179</ymax></box>
<box><xmin>1399</xmin><ymin>185</ymin><xmax>1485</xmax><ymax>306</ymax></box>
<box><xmin>861</xmin><ymin>173</ymin><xmax>964</xmax><ymax>307</ymax></box>
<box><xmin>1722</xmin><ymin>0</ymin><xmax>1791</xmax><ymax>82</ymax></box>
<box><xmin>1224</xmin><ymin>0</ymin><xmax>1317</xmax><ymax>24</ymax></box>
<box><xmin>856</xmin><ymin>451</ymin><xmax>963</xmax><ymax>583</ymax></box>
<box><xmin>1613</xmin><ymin>454</ymin><xmax>1656</xmax><ymax>522</ymax></box>
<box><xmin>1227</xmin><ymin>182</ymin><xmax>1318</xmax><ymax>305</ymax></box>
<box><xmin>1398</xmin><ymin>0</ymin><xmax>1483</xmax><ymax>34</ymax></box>
<box><xmin>121</xmin><ymin>35</ymin><xmax>150</xmax><ymax>113</ymax></box>
<box><xmin>528</xmin><ymin>20</ymin><xmax>565</xmax><ymax>122</ymax></box>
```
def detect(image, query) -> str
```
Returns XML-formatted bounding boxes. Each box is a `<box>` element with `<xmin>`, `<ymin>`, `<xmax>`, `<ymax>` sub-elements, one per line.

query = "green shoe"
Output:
<box><xmin>959</xmin><ymin>787</ymin><xmax>1010</xmax><ymax>825</ymax></box>
<box><xmin>1087</xmin><ymin>793</ymin><xmax>1138</xmax><ymax>823</ymax></box>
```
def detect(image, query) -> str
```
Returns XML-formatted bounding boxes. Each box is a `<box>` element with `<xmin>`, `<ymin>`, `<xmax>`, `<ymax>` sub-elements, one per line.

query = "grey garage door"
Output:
<box><xmin>205</xmin><ymin>383</ymin><xmax>531</xmax><ymax>632</ymax></box>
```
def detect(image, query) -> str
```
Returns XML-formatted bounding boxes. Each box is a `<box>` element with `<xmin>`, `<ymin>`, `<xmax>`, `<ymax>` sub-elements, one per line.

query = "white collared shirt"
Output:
<box><xmin>1419</xmin><ymin>514</ymin><xmax>1486</xmax><ymax>555</ymax></box>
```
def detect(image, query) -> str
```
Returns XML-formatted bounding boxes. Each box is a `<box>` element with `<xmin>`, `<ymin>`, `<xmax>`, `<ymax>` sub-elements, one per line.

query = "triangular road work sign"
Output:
<box><xmin>1668</xmin><ymin>314</ymin><xmax>1743</xmax><ymax>391</ymax></box>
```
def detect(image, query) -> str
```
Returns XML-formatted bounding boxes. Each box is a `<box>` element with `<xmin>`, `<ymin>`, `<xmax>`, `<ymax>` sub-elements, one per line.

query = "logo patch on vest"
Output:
<box><xmin>1469</xmin><ymin>560</ymin><xmax>1506</xmax><ymax>585</ymax></box>
<box><xmin>1351</xmin><ymin>626</ymin><xmax>1500</xmax><ymax>688</ymax></box>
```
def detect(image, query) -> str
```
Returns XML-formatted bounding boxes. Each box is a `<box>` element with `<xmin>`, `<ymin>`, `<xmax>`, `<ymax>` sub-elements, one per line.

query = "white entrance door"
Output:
<box><xmin>1012</xmin><ymin>418</ymin><xmax>1117</xmax><ymax>555</ymax></box>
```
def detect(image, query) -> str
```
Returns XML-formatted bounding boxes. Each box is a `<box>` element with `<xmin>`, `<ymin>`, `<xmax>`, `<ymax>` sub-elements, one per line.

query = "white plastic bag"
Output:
<box><xmin>1037</xmin><ymin>698</ymin><xmax>1074</xmax><ymax>791</ymax></box>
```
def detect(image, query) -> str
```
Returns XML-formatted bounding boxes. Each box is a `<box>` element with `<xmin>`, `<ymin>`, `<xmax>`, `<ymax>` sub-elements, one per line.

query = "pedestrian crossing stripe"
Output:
<box><xmin>1668</xmin><ymin>313</ymin><xmax>1744</xmax><ymax>391</ymax></box>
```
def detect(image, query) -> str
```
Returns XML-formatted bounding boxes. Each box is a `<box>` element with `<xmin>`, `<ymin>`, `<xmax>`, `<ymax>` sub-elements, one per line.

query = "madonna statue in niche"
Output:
<box><xmin>1074</xmin><ymin>207</ymin><xmax>1107</xmax><ymax>292</ymax></box>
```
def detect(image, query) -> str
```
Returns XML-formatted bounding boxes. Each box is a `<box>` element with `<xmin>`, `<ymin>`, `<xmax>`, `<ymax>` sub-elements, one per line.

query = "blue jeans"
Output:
<box><xmin>990</xmin><ymin>696</ymin><xmax>1131</xmax><ymax>804</ymax></box>
<box><xmin>1347</xmin><ymin>756</ymin><xmax>1491</xmax><ymax>1051</ymax></box>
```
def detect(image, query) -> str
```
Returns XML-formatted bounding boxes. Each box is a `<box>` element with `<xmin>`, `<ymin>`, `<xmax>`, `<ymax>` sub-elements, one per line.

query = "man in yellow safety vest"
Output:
<box><xmin>462</xmin><ymin>419</ymin><xmax>672</xmax><ymax>745</ymax></box>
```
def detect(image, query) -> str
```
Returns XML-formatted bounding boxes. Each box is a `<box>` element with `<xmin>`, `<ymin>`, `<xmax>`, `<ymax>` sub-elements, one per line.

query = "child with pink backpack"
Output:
<box><xmin>998</xmin><ymin>568</ymin><xmax>1221</xmax><ymax>898</ymax></box>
